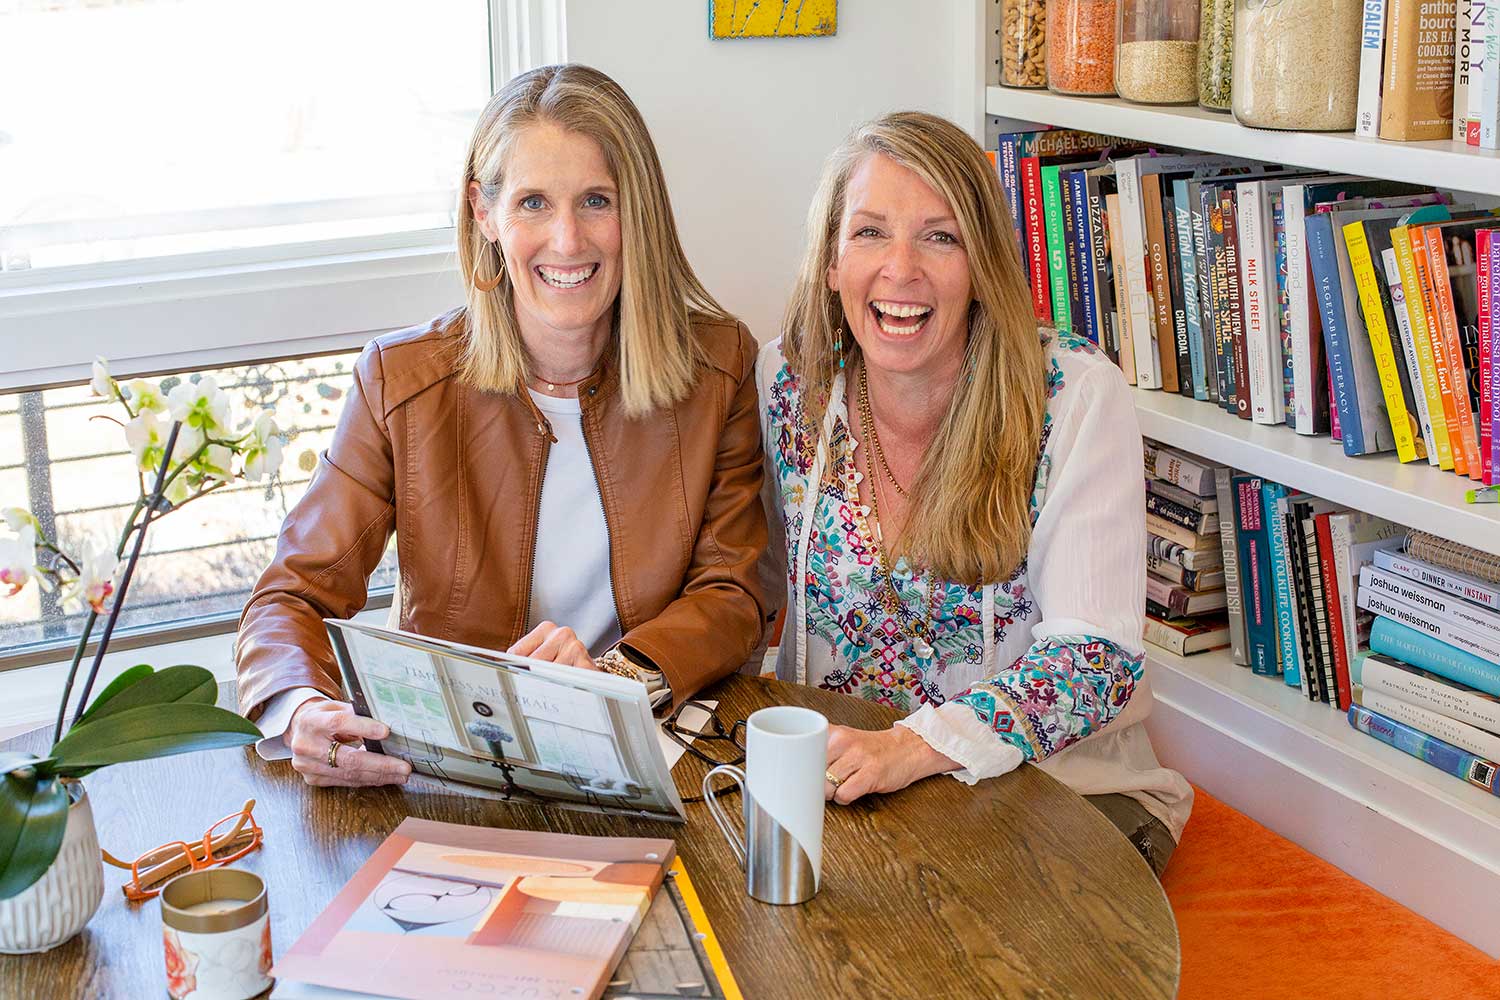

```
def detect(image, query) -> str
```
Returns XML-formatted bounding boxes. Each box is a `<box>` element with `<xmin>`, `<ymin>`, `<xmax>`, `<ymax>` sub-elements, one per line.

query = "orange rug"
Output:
<box><xmin>1162</xmin><ymin>787</ymin><xmax>1500</xmax><ymax>1000</ymax></box>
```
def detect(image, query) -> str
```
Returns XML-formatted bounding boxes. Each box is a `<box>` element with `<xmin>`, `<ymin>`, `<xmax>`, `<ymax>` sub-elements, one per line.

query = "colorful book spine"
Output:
<box><xmin>1287</xmin><ymin>506</ymin><xmax>1319</xmax><ymax>700</ymax></box>
<box><xmin>1117</xmin><ymin>156</ymin><xmax>1161</xmax><ymax>389</ymax></box>
<box><xmin>1106</xmin><ymin>192</ymin><xmax>1137</xmax><ymax>384</ymax></box>
<box><xmin>1382</xmin><ymin>246</ymin><xmax>1441</xmax><ymax>465</ymax></box>
<box><xmin>1391</xmin><ymin>226</ymin><xmax>1457</xmax><ymax>469</ymax></box>
<box><xmin>1264</xmin><ymin>484</ymin><xmax>1303</xmax><ymax>688</ymax></box>
<box><xmin>1190</xmin><ymin>182</ymin><xmax>1220</xmax><ymax>403</ymax></box>
<box><xmin>1423</xmin><ymin>225</ymin><xmax>1484</xmax><ymax>478</ymax></box>
<box><xmin>1356</xmin><ymin>0</ymin><xmax>1390</xmax><ymax>136</ymax></box>
<box><xmin>1469</xmin><ymin>0</ymin><xmax>1491</xmax><ymax>144</ymax></box>
<box><xmin>1274</xmin><ymin>192</ymin><xmax>1296</xmax><ymax>424</ymax></box>
<box><xmin>1165</xmin><ymin>189</ymin><xmax>1193</xmax><ymax>398</ymax></box>
<box><xmin>1456</xmin><ymin>0</ymin><xmax>1475</xmax><ymax>141</ymax></box>
<box><xmin>1021</xmin><ymin>156</ymin><xmax>1053</xmax><ymax>324</ymax></box>
<box><xmin>1356</xmin><ymin>650</ymin><xmax>1500</xmax><ymax>734</ymax></box>
<box><xmin>1224</xmin><ymin>188</ymin><xmax>1252</xmax><ymax>421</ymax></box>
<box><xmin>1146</xmin><ymin>491</ymin><xmax>1216</xmax><ymax>532</ymax></box>
<box><xmin>1204</xmin><ymin>184</ymin><xmax>1233</xmax><ymax>408</ymax></box>
<box><xmin>1487</xmin><ymin>230</ymin><xmax>1500</xmax><ymax>475</ymax></box>
<box><xmin>1316</xmin><ymin>511</ymin><xmax>1352</xmax><ymax>707</ymax></box>
<box><xmin>1359</xmin><ymin>687</ymin><xmax>1500</xmax><ymax>761</ymax></box>
<box><xmin>1349</xmin><ymin>705</ymin><xmax>1500</xmax><ymax>797</ymax></box>
<box><xmin>1306</xmin><ymin>213</ymin><xmax>1367</xmax><ymax>454</ymax></box>
<box><xmin>1283</xmin><ymin>184</ymin><xmax>1324</xmax><ymax>434</ymax></box>
<box><xmin>1215</xmin><ymin>466</ymin><xmax>1249</xmax><ymax>666</ymax></box>
<box><xmin>1234</xmin><ymin>475</ymin><xmax>1277</xmax><ymax>675</ymax></box>
<box><xmin>997</xmin><ymin>135</ymin><xmax>1026</xmax><ymax>269</ymax></box>
<box><xmin>1238</xmin><ymin>180</ymin><xmax>1281</xmax><ymax>424</ymax></box>
<box><xmin>1479</xmin><ymin>229</ymin><xmax>1494</xmax><ymax>483</ymax></box>
<box><xmin>1375</xmin><ymin>546</ymin><xmax>1500</xmax><ymax>609</ymax></box>
<box><xmin>1174</xmin><ymin>179</ymin><xmax>1209</xmax><ymax>401</ymax></box>
<box><xmin>1042</xmin><ymin>164</ymin><xmax>1073</xmax><ymax>333</ymax></box>
<box><xmin>1145</xmin><ymin>176</ymin><xmax>1182</xmax><ymax>393</ymax></box>
<box><xmin>1344</xmin><ymin>220</ymin><xmax>1420</xmax><ymax>462</ymax></box>
<box><xmin>1364</xmin><ymin>595</ymin><xmax>1500</xmax><ymax>670</ymax></box>
<box><xmin>1410</xmin><ymin>224</ymin><xmax>1468</xmax><ymax>475</ymax></box>
<box><xmin>1069</xmin><ymin>170</ymin><xmax>1101</xmax><ymax>346</ymax></box>
<box><xmin>1362</xmin><ymin>564</ymin><xmax>1500</xmax><ymax>642</ymax></box>
<box><xmin>1302</xmin><ymin>512</ymin><xmax>1339</xmax><ymax>701</ymax></box>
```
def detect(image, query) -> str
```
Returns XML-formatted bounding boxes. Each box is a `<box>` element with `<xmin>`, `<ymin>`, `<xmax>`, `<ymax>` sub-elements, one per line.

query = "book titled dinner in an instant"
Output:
<box><xmin>272</xmin><ymin>820</ymin><xmax>675</xmax><ymax>1000</ymax></box>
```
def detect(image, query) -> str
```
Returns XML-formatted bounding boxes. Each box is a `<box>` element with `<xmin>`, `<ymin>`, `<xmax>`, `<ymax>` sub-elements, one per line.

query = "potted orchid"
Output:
<box><xmin>0</xmin><ymin>359</ymin><xmax>281</xmax><ymax>953</ymax></box>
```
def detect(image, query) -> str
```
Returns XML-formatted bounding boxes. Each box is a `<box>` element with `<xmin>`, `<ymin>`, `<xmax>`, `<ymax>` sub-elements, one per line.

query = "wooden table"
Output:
<box><xmin>0</xmin><ymin>674</ymin><xmax>1179</xmax><ymax>999</ymax></box>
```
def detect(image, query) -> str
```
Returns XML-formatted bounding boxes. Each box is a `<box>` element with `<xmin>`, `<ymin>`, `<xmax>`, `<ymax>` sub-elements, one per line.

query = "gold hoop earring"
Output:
<box><xmin>473</xmin><ymin>240</ymin><xmax>505</xmax><ymax>292</ymax></box>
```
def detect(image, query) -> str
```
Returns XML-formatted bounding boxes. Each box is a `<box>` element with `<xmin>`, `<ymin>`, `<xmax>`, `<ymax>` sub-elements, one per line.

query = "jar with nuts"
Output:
<box><xmin>1000</xmin><ymin>0</ymin><xmax>1048</xmax><ymax>89</ymax></box>
<box><xmin>1047</xmin><ymin>0</ymin><xmax>1117</xmax><ymax>96</ymax></box>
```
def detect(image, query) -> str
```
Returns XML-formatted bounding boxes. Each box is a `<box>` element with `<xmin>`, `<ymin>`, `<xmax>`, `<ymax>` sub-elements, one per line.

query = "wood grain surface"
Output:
<box><xmin>0</xmin><ymin>675</ymin><xmax>1179</xmax><ymax>999</ymax></box>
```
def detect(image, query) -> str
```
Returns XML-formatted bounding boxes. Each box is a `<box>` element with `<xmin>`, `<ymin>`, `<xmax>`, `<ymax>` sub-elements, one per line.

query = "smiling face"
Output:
<box><xmin>826</xmin><ymin>152</ymin><xmax>972</xmax><ymax>382</ymax></box>
<box><xmin>470</xmin><ymin>121</ymin><xmax>624</xmax><ymax>346</ymax></box>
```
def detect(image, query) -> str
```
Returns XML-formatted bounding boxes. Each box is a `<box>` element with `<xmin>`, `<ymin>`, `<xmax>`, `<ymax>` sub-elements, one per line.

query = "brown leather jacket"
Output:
<box><xmin>235</xmin><ymin>308</ymin><xmax>769</xmax><ymax>720</ymax></box>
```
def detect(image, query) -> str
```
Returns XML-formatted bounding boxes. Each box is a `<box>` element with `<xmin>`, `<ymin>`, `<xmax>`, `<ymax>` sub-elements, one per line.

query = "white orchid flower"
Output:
<box><xmin>90</xmin><ymin>357</ymin><xmax>114</xmax><ymax>398</ymax></box>
<box><xmin>1</xmin><ymin>508</ymin><xmax>39</xmax><ymax>533</ymax></box>
<box><xmin>0</xmin><ymin>526</ymin><xmax>40</xmax><ymax>598</ymax></box>
<box><xmin>61</xmin><ymin>542</ymin><xmax>119</xmax><ymax>615</ymax></box>
<box><xmin>124</xmin><ymin>378</ymin><xmax>168</xmax><ymax>414</ymax></box>
<box><xmin>242</xmin><ymin>412</ymin><xmax>284</xmax><ymax>482</ymax></box>
<box><xmin>167</xmin><ymin>376</ymin><xmax>231</xmax><ymax>435</ymax></box>
<box><xmin>124</xmin><ymin>411</ymin><xmax>203</xmax><ymax>475</ymax></box>
<box><xmin>192</xmin><ymin>443</ymin><xmax>235</xmax><ymax>487</ymax></box>
<box><xmin>164</xmin><ymin>473</ymin><xmax>193</xmax><ymax>507</ymax></box>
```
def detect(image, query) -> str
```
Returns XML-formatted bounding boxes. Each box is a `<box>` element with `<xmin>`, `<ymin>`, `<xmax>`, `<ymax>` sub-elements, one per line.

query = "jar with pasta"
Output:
<box><xmin>1047</xmin><ymin>0</ymin><xmax>1117</xmax><ymax>96</ymax></box>
<box><xmin>1000</xmin><ymin>0</ymin><xmax>1048</xmax><ymax>88</ymax></box>
<box><xmin>1116</xmin><ymin>0</ymin><xmax>1199</xmax><ymax>104</ymax></box>
<box><xmin>1197</xmin><ymin>0</ymin><xmax>1233</xmax><ymax>111</ymax></box>
<box><xmin>1231</xmin><ymin>0</ymin><xmax>1362</xmax><ymax>130</ymax></box>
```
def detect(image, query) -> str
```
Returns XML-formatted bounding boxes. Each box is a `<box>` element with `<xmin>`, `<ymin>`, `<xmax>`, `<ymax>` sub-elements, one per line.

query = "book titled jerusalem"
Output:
<box><xmin>1349</xmin><ymin>704</ymin><xmax>1500</xmax><ymax>796</ymax></box>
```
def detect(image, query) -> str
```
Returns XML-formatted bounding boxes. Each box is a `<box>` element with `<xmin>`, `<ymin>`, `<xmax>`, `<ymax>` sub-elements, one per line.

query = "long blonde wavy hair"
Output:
<box><xmin>783</xmin><ymin>111</ymin><xmax>1047</xmax><ymax>586</ymax></box>
<box><xmin>458</xmin><ymin>64</ymin><xmax>732</xmax><ymax>416</ymax></box>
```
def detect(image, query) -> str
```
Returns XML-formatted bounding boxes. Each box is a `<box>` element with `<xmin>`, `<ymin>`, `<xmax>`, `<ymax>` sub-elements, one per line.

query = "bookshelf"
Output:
<box><xmin>983</xmin><ymin>79</ymin><xmax>1500</xmax><ymax>956</ymax></box>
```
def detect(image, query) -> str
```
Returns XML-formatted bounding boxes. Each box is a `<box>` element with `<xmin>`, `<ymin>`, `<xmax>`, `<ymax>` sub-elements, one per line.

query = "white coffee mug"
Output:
<box><xmin>703</xmin><ymin>705</ymin><xmax>828</xmax><ymax>904</ymax></box>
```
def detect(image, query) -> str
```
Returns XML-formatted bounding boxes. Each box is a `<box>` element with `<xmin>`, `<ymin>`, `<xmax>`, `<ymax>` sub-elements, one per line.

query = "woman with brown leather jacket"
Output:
<box><xmin>234</xmin><ymin>64</ymin><xmax>768</xmax><ymax>788</ymax></box>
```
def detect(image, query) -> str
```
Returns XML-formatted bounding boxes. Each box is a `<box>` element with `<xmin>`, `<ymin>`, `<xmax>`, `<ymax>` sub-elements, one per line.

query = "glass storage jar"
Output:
<box><xmin>1047</xmin><ymin>0</ymin><xmax>1117</xmax><ymax>96</ymax></box>
<box><xmin>1232</xmin><ymin>0</ymin><xmax>1362</xmax><ymax>130</ymax></box>
<box><xmin>1116</xmin><ymin>0</ymin><xmax>1200</xmax><ymax>104</ymax></box>
<box><xmin>1198</xmin><ymin>0</ymin><xmax>1234</xmax><ymax>111</ymax></box>
<box><xmin>1000</xmin><ymin>0</ymin><xmax>1048</xmax><ymax>88</ymax></box>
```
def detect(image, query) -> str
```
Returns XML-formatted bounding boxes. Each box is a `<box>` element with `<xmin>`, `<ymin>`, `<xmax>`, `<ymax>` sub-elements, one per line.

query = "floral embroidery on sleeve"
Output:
<box><xmin>948</xmin><ymin>635</ymin><xmax>1143</xmax><ymax>762</ymax></box>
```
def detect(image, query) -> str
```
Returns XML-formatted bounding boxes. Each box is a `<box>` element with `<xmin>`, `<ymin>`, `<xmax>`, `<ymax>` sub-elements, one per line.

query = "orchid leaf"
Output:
<box><xmin>49</xmin><ymin>703</ymin><xmax>259</xmax><ymax>774</ymax></box>
<box><xmin>74</xmin><ymin>664</ymin><xmax>155</xmax><ymax>724</ymax></box>
<box><xmin>71</xmin><ymin>664</ymin><xmax>218</xmax><ymax>729</ymax></box>
<box><xmin>0</xmin><ymin>768</ymin><xmax>69</xmax><ymax>900</ymax></box>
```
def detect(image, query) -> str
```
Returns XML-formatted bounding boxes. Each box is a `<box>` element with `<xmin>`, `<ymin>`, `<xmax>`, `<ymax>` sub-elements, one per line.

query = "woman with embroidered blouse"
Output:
<box><xmin>758</xmin><ymin>111</ymin><xmax>1192</xmax><ymax>875</ymax></box>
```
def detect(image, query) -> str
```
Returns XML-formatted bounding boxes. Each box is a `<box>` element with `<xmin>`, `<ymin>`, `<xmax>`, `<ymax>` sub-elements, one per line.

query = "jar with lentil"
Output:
<box><xmin>1047</xmin><ymin>0</ymin><xmax>1117</xmax><ymax>96</ymax></box>
<box><xmin>1197</xmin><ymin>0</ymin><xmax>1233</xmax><ymax>111</ymax></box>
<box><xmin>1000</xmin><ymin>0</ymin><xmax>1048</xmax><ymax>88</ymax></box>
<box><xmin>1116</xmin><ymin>0</ymin><xmax>1199</xmax><ymax>104</ymax></box>
<box><xmin>1231</xmin><ymin>0</ymin><xmax>1362</xmax><ymax>130</ymax></box>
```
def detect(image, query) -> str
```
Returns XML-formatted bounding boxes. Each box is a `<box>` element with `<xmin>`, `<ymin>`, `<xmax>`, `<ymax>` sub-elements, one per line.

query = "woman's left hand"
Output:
<box><xmin>823</xmin><ymin>724</ymin><xmax>958</xmax><ymax>805</ymax></box>
<box><xmin>507</xmin><ymin>620</ymin><xmax>598</xmax><ymax>671</ymax></box>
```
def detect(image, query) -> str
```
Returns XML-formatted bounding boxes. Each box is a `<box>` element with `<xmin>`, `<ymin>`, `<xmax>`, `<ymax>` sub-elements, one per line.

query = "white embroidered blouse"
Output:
<box><xmin>757</xmin><ymin>330</ymin><xmax>1193</xmax><ymax>840</ymax></box>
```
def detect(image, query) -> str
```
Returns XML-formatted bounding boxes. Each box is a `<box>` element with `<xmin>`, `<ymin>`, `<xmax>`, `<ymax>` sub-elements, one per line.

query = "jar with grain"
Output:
<box><xmin>1047</xmin><ymin>0</ymin><xmax>1117</xmax><ymax>96</ymax></box>
<box><xmin>1231</xmin><ymin>0</ymin><xmax>1362</xmax><ymax>130</ymax></box>
<box><xmin>1116</xmin><ymin>0</ymin><xmax>1200</xmax><ymax>104</ymax></box>
<box><xmin>1000</xmin><ymin>0</ymin><xmax>1048</xmax><ymax>89</ymax></box>
<box><xmin>1198</xmin><ymin>0</ymin><xmax>1233</xmax><ymax>111</ymax></box>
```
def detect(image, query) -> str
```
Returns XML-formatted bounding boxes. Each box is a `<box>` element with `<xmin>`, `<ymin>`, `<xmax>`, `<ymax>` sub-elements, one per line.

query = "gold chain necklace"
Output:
<box><xmin>852</xmin><ymin>364</ymin><xmax>936</xmax><ymax>660</ymax></box>
<box><xmin>857</xmin><ymin>364</ymin><xmax>910</xmax><ymax>498</ymax></box>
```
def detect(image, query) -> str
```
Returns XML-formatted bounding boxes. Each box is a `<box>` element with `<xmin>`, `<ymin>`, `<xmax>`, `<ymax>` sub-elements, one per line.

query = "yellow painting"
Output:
<box><xmin>710</xmin><ymin>0</ymin><xmax>837</xmax><ymax>39</ymax></box>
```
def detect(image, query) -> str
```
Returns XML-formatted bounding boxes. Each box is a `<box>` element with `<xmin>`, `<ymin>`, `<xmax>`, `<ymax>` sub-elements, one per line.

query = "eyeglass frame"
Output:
<box><xmin>102</xmin><ymin>799</ymin><xmax>264</xmax><ymax>903</ymax></box>
<box><xmin>660</xmin><ymin>698</ymin><xmax>747</xmax><ymax>769</ymax></box>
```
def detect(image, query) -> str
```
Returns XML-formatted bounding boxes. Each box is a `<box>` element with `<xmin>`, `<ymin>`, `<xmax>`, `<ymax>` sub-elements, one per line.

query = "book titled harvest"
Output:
<box><xmin>273</xmin><ymin>820</ymin><xmax>674</xmax><ymax>1000</ymax></box>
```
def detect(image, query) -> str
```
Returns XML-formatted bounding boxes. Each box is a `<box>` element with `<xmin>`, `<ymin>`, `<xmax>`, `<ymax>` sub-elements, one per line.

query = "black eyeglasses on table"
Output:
<box><xmin>661</xmin><ymin>699</ymin><xmax>747</xmax><ymax>802</ymax></box>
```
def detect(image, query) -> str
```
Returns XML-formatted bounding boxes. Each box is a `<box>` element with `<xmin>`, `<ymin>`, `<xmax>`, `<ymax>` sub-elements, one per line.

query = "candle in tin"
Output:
<box><xmin>160</xmin><ymin>869</ymin><xmax>272</xmax><ymax>1000</ymax></box>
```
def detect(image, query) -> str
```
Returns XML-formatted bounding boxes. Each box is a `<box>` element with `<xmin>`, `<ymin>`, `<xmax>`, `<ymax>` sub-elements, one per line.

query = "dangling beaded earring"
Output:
<box><xmin>473</xmin><ymin>240</ymin><xmax>506</xmax><ymax>293</ymax></box>
<box><xmin>834</xmin><ymin>326</ymin><xmax>845</xmax><ymax>369</ymax></box>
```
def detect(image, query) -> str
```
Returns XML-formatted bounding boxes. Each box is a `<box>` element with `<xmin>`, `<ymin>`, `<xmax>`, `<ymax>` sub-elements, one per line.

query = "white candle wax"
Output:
<box><xmin>175</xmin><ymin>898</ymin><xmax>251</xmax><ymax>916</ymax></box>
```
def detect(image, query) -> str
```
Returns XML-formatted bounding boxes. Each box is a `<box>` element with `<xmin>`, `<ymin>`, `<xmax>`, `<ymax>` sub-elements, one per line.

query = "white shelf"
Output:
<box><xmin>1145</xmin><ymin>645</ymin><xmax>1500</xmax><ymax>955</ymax></box>
<box><xmin>1132</xmin><ymin>387</ymin><xmax>1500</xmax><ymax>556</ymax></box>
<box><xmin>985</xmin><ymin>88</ymin><xmax>1500</xmax><ymax>198</ymax></box>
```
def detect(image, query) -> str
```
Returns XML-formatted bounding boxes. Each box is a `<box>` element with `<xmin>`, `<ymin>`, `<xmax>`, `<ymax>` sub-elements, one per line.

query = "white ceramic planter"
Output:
<box><xmin>0</xmin><ymin>782</ymin><xmax>105</xmax><ymax>954</ymax></box>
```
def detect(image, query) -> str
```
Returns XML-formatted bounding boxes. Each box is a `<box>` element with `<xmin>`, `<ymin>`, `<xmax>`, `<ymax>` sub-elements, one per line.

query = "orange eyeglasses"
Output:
<box><xmin>101</xmin><ymin>799</ymin><xmax>264</xmax><ymax>903</ymax></box>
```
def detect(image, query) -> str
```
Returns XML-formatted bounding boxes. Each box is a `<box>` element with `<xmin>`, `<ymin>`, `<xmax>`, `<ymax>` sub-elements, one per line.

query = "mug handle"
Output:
<box><xmin>701</xmin><ymin>764</ymin><xmax>748</xmax><ymax>870</ymax></box>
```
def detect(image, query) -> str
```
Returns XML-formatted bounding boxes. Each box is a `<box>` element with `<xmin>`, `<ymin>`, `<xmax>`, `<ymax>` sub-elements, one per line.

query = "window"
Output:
<box><xmin>0</xmin><ymin>352</ymin><xmax>398</xmax><ymax>664</ymax></box>
<box><xmin>0</xmin><ymin>0</ymin><xmax>492</xmax><ymax>272</ymax></box>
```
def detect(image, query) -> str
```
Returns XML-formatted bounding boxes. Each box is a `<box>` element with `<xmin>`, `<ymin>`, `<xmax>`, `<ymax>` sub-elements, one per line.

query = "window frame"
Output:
<box><xmin>0</xmin><ymin>0</ymin><xmax>565</xmax><ymax>667</ymax></box>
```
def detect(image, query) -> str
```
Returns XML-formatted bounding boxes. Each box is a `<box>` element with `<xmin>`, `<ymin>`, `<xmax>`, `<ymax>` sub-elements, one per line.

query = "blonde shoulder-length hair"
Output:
<box><xmin>458</xmin><ymin>63</ymin><xmax>731</xmax><ymax>416</ymax></box>
<box><xmin>783</xmin><ymin>111</ymin><xmax>1047</xmax><ymax>587</ymax></box>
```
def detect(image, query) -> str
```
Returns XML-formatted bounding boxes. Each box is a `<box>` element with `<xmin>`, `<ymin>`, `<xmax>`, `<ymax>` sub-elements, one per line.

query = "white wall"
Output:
<box><xmin>566</xmin><ymin>0</ymin><xmax>982</xmax><ymax>344</ymax></box>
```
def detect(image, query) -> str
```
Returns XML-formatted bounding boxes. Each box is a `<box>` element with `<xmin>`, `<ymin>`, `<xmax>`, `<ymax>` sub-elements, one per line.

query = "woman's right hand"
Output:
<box><xmin>286</xmin><ymin>697</ymin><xmax>413</xmax><ymax>787</ymax></box>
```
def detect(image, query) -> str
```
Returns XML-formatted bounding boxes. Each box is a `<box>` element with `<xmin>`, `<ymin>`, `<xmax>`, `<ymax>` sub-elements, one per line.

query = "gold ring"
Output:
<box><xmin>824</xmin><ymin>769</ymin><xmax>843</xmax><ymax>788</ymax></box>
<box><xmin>327</xmin><ymin>739</ymin><xmax>342</xmax><ymax>769</ymax></box>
